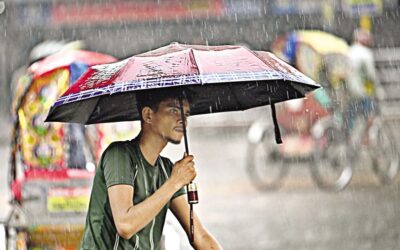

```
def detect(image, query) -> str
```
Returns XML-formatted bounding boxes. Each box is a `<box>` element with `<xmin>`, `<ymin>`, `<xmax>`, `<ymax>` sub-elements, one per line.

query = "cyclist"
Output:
<box><xmin>345</xmin><ymin>28</ymin><xmax>385</xmax><ymax>141</ymax></box>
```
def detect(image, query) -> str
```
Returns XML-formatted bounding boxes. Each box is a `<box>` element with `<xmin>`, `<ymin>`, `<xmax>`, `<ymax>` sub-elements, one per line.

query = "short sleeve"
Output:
<box><xmin>172</xmin><ymin>185</ymin><xmax>186</xmax><ymax>200</ymax></box>
<box><xmin>164</xmin><ymin>158</ymin><xmax>186</xmax><ymax>200</ymax></box>
<box><xmin>103</xmin><ymin>142</ymin><xmax>137</xmax><ymax>188</ymax></box>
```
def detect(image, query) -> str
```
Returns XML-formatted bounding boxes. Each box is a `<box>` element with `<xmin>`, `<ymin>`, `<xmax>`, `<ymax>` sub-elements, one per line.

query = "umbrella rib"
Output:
<box><xmin>250</xmin><ymin>50</ymin><xmax>282</xmax><ymax>75</ymax></box>
<box><xmin>83</xmin><ymin>96</ymin><xmax>103</xmax><ymax>124</ymax></box>
<box><xmin>189</xmin><ymin>49</ymin><xmax>201</xmax><ymax>79</ymax></box>
<box><xmin>227</xmin><ymin>83</ymin><xmax>242</xmax><ymax>111</ymax></box>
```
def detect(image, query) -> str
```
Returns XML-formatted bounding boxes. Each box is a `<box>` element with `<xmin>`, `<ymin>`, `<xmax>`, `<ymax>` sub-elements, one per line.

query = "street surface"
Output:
<box><xmin>163</xmin><ymin>118</ymin><xmax>400</xmax><ymax>250</ymax></box>
<box><xmin>1</xmin><ymin>113</ymin><xmax>400</xmax><ymax>250</ymax></box>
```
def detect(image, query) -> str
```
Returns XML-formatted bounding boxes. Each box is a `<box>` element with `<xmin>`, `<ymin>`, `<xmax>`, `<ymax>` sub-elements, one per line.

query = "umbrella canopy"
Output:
<box><xmin>46</xmin><ymin>43</ymin><xmax>319</xmax><ymax>125</ymax></box>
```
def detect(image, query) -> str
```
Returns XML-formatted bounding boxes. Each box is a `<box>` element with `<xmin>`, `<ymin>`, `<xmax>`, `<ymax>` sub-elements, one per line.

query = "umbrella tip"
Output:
<box><xmin>275</xmin><ymin>133</ymin><xmax>283</xmax><ymax>144</ymax></box>
<box><xmin>270</xmin><ymin>103</ymin><xmax>283</xmax><ymax>144</ymax></box>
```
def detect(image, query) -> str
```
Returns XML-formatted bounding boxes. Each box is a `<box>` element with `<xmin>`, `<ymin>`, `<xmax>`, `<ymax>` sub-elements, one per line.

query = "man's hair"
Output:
<box><xmin>136</xmin><ymin>87</ymin><xmax>192</xmax><ymax>122</ymax></box>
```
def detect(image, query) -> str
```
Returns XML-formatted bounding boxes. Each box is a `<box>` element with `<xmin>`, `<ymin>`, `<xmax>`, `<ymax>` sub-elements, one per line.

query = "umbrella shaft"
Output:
<box><xmin>190</xmin><ymin>204</ymin><xmax>194</xmax><ymax>244</ymax></box>
<box><xmin>179</xmin><ymin>94</ymin><xmax>197</xmax><ymax>244</ymax></box>
<box><xmin>178</xmin><ymin>96</ymin><xmax>189</xmax><ymax>154</ymax></box>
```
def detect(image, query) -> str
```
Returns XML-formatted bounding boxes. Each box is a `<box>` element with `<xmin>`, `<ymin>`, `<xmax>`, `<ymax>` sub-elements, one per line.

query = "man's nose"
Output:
<box><xmin>178</xmin><ymin>118</ymin><xmax>188</xmax><ymax>126</ymax></box>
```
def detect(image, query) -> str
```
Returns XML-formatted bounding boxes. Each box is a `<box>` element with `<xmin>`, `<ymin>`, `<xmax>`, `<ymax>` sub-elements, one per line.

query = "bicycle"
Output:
<box><xmin>310</xmin><ymin>99</ymin><xmax>399</xmax><ymax>189</ymax></box>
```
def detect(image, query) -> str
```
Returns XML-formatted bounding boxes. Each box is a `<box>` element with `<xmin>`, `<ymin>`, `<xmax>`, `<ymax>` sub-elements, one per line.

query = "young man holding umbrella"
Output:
<box><xmin>45</xmin><ymin>42</ymin><xmax>320</xmax><ymax>250</ymax></box>
<box><xmin>81</xmin><ymin>88</ymin><xmax>222</xmax><ymax>250</ymax></box>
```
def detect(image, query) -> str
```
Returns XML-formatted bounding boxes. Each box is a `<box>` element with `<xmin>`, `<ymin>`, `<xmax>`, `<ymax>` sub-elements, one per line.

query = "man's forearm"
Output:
<box><xmin>193</xmin><ymin>230</ymin><xmax>223</xmax><ymax>250</ymax></box>
<box><xmin>118</xmin><ymin>179</ymin><xmax>181</xmax><ymax>239</ymax></box>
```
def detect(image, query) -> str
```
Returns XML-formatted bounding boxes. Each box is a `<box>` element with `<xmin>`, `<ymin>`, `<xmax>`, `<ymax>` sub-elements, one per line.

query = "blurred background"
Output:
<box><xmin>1</xmin><ymin>0</ymin><xmax>400</xmax><ymax>249</ymax></box>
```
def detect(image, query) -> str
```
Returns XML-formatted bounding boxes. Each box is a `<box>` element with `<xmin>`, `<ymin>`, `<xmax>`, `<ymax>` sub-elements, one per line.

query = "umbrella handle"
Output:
<box><xmin>178</xmin><ymin>95</ymin><xmax>198</xmax><ymax>244</ymax></box>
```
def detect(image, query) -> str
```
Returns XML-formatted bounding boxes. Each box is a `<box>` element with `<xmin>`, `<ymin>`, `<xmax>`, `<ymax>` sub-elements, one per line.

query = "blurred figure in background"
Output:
<box><xmin>345</xmin><ymin>28</ymin><xmax>385</xmax><ymax>138</ymax></box>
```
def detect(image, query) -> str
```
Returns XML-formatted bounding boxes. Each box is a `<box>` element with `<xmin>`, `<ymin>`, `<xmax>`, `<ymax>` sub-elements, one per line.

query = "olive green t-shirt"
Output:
<box><xmin>81</xmin><ymin>138</ymin><xmax>186</xmax><ymax>250</ymax></box>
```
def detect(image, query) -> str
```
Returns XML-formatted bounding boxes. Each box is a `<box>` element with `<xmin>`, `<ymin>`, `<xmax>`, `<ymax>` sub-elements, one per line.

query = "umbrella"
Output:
<box><xmin>45</xmin><ymin>42</ymin><xmax>320</xmax><ymax>243</ymax></box>
<box><xmin>46</xmin><ymin>43</ymin><xmax>318</xmax><ymax>134</ymax></box>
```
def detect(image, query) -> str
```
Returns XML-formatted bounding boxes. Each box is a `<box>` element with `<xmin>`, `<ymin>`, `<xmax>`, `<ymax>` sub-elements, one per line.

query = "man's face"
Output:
<box><xmin>151</xmin><ymin>98</ymin><xmax>190</xmax><ymax>144</ymax></box>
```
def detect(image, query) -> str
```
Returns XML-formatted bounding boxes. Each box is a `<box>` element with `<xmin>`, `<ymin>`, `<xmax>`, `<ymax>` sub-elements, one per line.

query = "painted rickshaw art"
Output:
<box><xmin>5</xmin><ymin>49</ymin><xmax>125</xmax><ymax>249</ymax></box>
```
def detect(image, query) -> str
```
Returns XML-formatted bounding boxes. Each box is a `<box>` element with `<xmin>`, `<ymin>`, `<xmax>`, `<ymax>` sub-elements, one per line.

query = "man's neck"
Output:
<box><xmin>138</xmin><ymin>132</ymin><xmax>167</xmax><ymax>166</ymax></box>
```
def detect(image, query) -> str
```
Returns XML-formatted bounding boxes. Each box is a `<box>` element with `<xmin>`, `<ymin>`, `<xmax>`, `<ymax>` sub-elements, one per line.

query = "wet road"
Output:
<box><xmin>163</xmin><ymin>122</ymin><xmax>400</xmax><ymax>250</ymax></box>
<box><xmin>1</xmin><ymin>114</ymin><xmax>400</xmax><ymax>249</ymax></box>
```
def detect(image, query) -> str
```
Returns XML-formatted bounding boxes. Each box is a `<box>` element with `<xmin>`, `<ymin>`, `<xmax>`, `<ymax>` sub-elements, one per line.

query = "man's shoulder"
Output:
<box><xmin>100</xmin><ymin>140</ymin><xmax>137</xmax><ymax>161</ymax></box>
<box><xmin>99</xmin><ymin>140</ymin><xmax>139</xmax><ymax>170</ymax></box>
<box><xmin>106</xmin><ymin>140</ymin><xmax>135</xmax><ymax>151</ymax></box>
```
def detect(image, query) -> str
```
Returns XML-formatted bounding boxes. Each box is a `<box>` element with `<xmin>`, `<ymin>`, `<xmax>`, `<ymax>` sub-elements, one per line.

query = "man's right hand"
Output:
<box><xmin>170</xmin><ymin>154</ymin><xmax>196</xmax><ymax>189</ymax></box>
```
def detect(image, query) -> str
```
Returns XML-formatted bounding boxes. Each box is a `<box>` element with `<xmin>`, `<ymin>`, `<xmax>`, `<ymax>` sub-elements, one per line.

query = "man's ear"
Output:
<box><xmin>142</xmin><ymin>107</ymin><xmax>153</xmax><ymax>124</ymax></box>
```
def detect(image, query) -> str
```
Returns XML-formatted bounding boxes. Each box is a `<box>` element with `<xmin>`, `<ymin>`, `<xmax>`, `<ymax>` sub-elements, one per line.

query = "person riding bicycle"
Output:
<box><xmin>345</xmin><ymin>28</ymin><xmax>385</xmax><ymax>139</ymax></box>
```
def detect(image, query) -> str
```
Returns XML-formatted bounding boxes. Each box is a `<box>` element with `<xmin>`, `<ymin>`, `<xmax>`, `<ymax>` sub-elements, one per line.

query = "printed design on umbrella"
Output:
<box><xmin>136</xmin><ymin>51</ymin><xmax>196</xmax><ymax>79</ymax></box>
<box><xmin>55</xmin><ymin>70</ymin><xmax>313</xmax><ymax>107</ymax></box>
<box><xmin>79</xmin><ymin>59</ymin><xmax>128</xmax><ymax>91</ymax></box>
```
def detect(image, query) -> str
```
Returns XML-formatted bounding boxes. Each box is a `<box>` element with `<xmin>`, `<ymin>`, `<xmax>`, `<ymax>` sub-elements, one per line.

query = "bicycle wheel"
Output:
<box><xmin>370</xmin><ymin>122</ymin><xmax>399</xmax><ymax>184</ymax></box>
<box><xmin>310</xmin><ymin>126</ymin><xmax>353</xmax><ymax>191</ymax></box>
<box><xmin>246</xmin><ymin>135</ymin><xmax>290</xmax><ymax>191</ymax></box>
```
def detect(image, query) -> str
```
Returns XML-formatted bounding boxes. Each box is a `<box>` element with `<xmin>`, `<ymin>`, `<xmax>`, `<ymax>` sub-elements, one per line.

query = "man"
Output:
<box><xmin>81</xmin><ymin>88</ymin><xmax>222</xmax><ymax>249</ymax></box>
<box><xmin>345</xmin><ymin>28</ymin><xmax>385</xmax><ymax>136</ymax></box>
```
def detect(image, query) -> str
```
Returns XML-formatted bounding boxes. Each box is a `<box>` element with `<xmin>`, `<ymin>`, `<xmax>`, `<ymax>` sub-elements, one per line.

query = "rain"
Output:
<box><xmin>1</xmin><ymin>0</ymin><xmax>400</xmax><ymax>250</ymax></box>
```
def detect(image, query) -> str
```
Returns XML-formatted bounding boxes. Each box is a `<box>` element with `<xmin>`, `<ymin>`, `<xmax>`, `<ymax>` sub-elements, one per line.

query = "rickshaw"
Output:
<box><xmin>246</xmin><ymin>30</ymin><xmax>353</xmax><ymax>191</ymax></box>
<box><xmin>2</xmin><ymin>47</ymin><xmax>139</xmax><ymax>249</ymax></box>
<box><xmin>247</xmin><ymin>30</ymin><xmax>399</xmax><ymax>191</ymax></box>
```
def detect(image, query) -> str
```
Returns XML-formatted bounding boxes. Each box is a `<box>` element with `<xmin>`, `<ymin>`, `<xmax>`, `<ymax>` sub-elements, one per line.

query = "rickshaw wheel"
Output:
<box><xmin>246</xmin><ymin>133</ymin><xmax>290</xmax><ymax>191</ymax></box>
<box><xmin>310</xmin><ymin>126</ymin><xmax>353</xmax><ymax>192</ymax></box>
